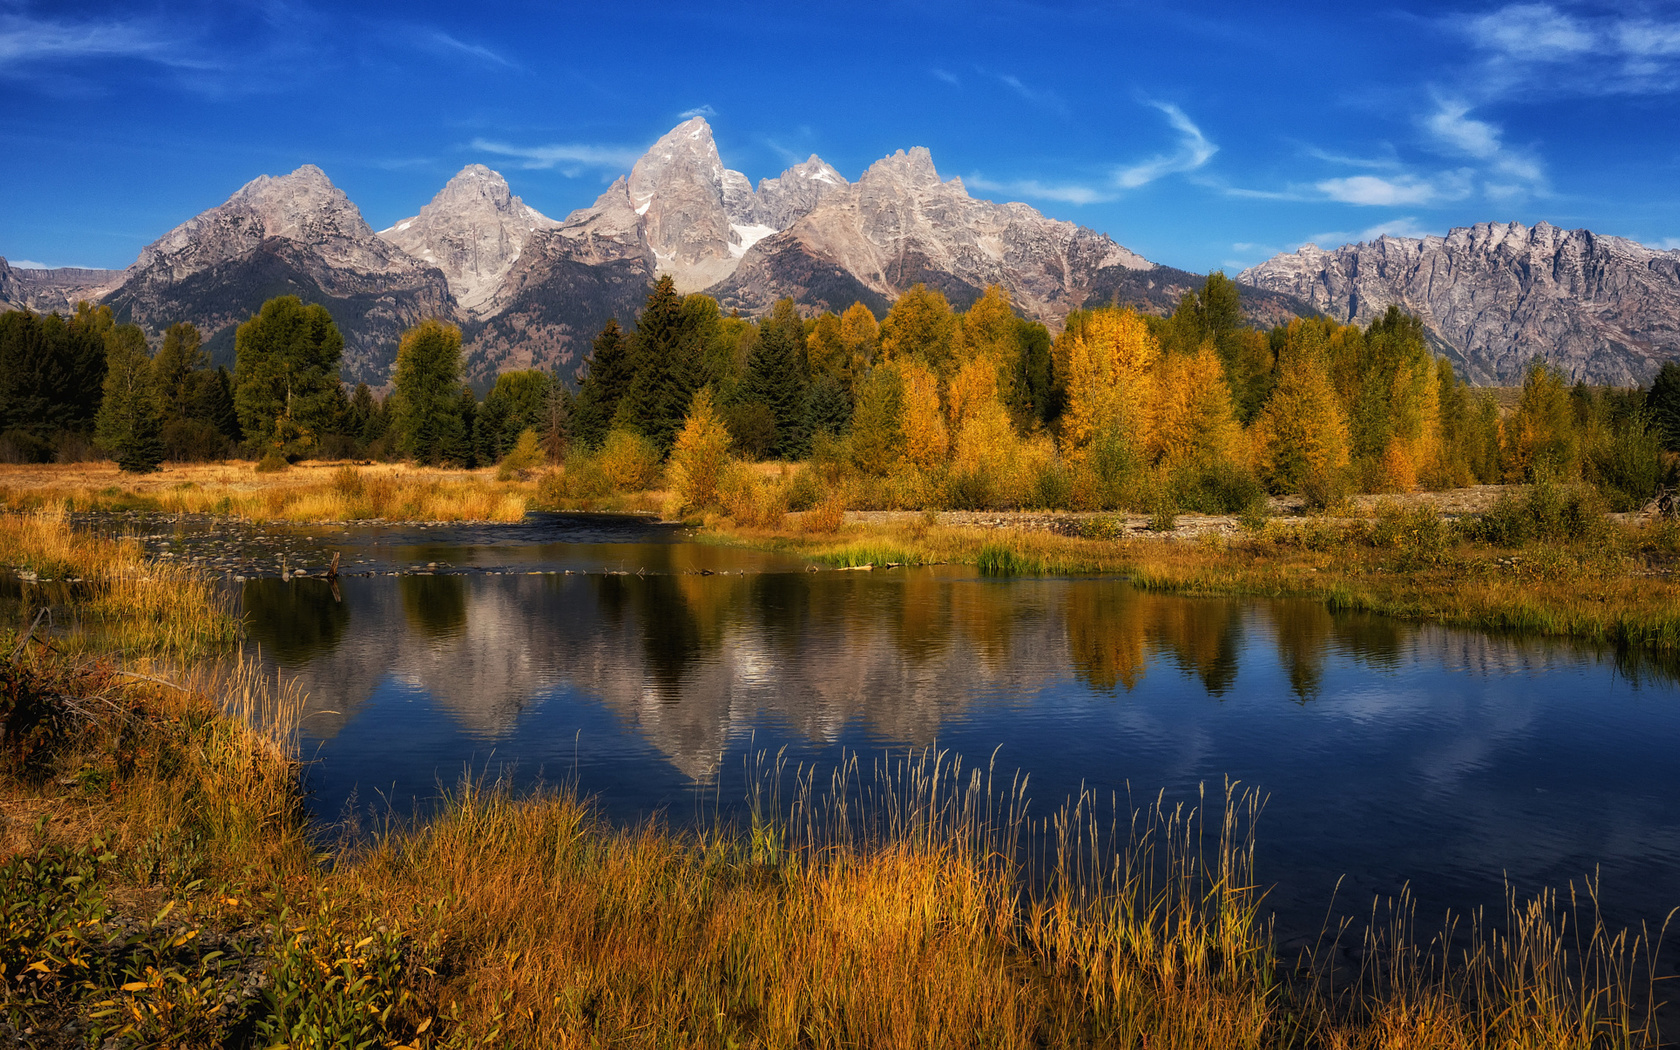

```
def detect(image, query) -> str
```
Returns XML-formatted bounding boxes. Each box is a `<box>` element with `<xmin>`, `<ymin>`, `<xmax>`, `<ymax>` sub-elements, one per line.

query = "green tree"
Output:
<box><xmin>94</xmin><ymin>324</ymin><xmax>164</xmax><ymax>473</ymax></box>
<box><xmin>390</xmin><ymin>319</ymin><xmax>467</xmax><ymax>466</ymax></box>
<box><xmin>572</xmin><ymin>319</ymin><xmax>633</xmax><ymax>450</ymax></box>
<box><xmin>620</xmin><ymin>276</ymin><xmax>703</xmax><ymax>452</ymax></box>
<box><xmin>878</xmin><ymin>284</ymin><xmax>957</xmax><ymax>374</ymax></box>
<box><xmin>743</xmin><ymin>298</ymin><xmax>809</xmax><ymax>459</ymax></box>
<box><xmin>848</xmin><ymin>363</ymin><xmax>906</xmax><ymax>475</ymax></box>
<box><xmin>478</xmin><ymin>369</ymin><xmax>555</xmax><ymax>462</ymax></box>
<box><xmin>233</xmin><ymin>296</ymin><xmax>344</xmax><ymax>459</ymax></box>
<box><xmin>1646</xmin><ymin>361</ymin><xmax>1680</xmax><ymax>452</ymax></box>
<box><xmin>0</xmin><ymin>306</ymin><xmax>108</xmax><ymax>445</ymax></box>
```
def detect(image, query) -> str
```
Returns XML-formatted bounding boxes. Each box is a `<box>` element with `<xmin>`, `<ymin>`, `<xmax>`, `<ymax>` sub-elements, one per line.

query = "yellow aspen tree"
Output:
<box><xmin>805</xmin><ymin>312</ymin><xmax>847</xmax><ymax>385</ymax></box>
<box><xmin>946</xmin><ymin>356</ymin><xmax>999</xmax><ymax>433</ymax></box>
<box><xmin>1152</xmin><ymin>342</ymin><xmax>1242</xmax><ymax>467</ymax></box>
<box><xmin>667</xmin><ymin>387</ymin><xmax>733</xmax><ymax>512</ymax></box>
<box><xmin>1252</xmin><ymin>320</ymin><xmax>1350</xmax><ymax>495</ymax></box>
<box><xmin>1060</xmin><ymin>308</ymin><xmax>1159</xmax><ymax>461</ymax></box>
<box><xmin>878</xmin><ymin>284</ymin><xmax>957</xmax><ymax>374</ymax></box>
<box><xmin>899</xmin><ymin>358</ymin><xmax>948</xmax><ymax>470</ymax></box>
<box><xmin>839</xmin><ymin>301</ymin><xmax>879</xmax><ymax>381</ymax></box>
<box><xmin>956</xmin><ymin>284</ymin><xmax>1023</xmax><ymax>391</ymax></box>
<box><xmin>952</xmin><ymin>384</ymin><xmax>1021</xmax><ymax>494</ymax></box>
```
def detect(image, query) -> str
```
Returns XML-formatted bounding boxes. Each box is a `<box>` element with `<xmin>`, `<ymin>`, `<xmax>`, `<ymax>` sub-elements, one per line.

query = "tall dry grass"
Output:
<box><xmin>0</xmin><ymin>506</ymin><xmax>241</xmax><ymax>658</ymax></box>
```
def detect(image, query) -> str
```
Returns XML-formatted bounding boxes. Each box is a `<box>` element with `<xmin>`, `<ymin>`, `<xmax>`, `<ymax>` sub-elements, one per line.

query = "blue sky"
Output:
<box><xmin>4</xmin><ymin>0</ymin><xmax>1680</xmax><ymax>274</ymax></box>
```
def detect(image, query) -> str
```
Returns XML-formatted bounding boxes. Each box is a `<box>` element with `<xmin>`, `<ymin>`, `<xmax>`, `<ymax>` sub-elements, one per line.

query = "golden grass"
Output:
<box><xmin>0</xmin><ymin>460</ymin><xmax>532</xmax><ymax>523</ymax></box>
<box><xmin>0</xmin><ymin>506</ymin><xmax>242</xmax><ymax>658</ymax></box>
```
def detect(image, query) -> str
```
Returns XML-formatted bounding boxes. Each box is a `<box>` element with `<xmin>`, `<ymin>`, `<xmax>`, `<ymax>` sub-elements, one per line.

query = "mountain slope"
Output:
<box><xmin>378</xmin><ymin>165</ymin><xmax>558</xmax><ymax>316</ymax></box>
<box><xmin>103</xmin><ymin>165</ymin><xmax>454</xmax><ymax>384</ymax></box>
<box><xmin>0</xmin><ymin>257</ymin><xmax>127</xmax><ymax>314</ymax></box>
<box><xmin>1239</xmin><ymin>222</ymin><xmax>1680</xmax><ymax>385</ymax></box>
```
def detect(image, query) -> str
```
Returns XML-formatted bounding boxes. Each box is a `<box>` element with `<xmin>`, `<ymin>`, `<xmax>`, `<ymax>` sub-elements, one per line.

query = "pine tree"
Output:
<box><xmin>620</xmin><ymin>276</ymin><xmax>702</xmax><ymax>452</ymax></box>
<box><xmin>1647</xmin><ymin>361</ymin><xmax>1680</xmax><ymax>452</ymax></box>
<box><xmin>572</xmin><ymin>319</ymin><xmax>633</xmax><ymax>450</ymax></box>
<box><xmin>743</xmin><ymin>298</ymin><xmax>809</xmax><ymax>459</ymax></box>
<box><xmin>95</xmin><ymin>324</ymin><xmax>164</xmax><ymax>473</ymax></box>
<box><xmin>848</xmin><ymin>363</ymin><xmax>905</xmax><ymax>475</ymax></box>
<box><xmin>390</xmin><ymin>319</ymin><xmax>466</xmax><ymax>466</ymax></box>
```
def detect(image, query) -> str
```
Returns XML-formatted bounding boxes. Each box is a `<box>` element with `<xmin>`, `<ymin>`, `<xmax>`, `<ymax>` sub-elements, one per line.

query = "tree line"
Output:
<box><xmin>1</xmin><ymin>278</ymin><xmax>1675</xmax><ymax>513</ymax></box>
<box><xmin>0</xmin><ymin>297</ymin><xmax>563</xmax><ymax>473</ymax></box>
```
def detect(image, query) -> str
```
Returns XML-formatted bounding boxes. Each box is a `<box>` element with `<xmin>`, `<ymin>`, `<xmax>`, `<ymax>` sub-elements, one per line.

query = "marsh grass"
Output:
<box><xmin>0</xmin><ymin>462</ymin><xmax>531</xmax><ymax>524</ymax></box>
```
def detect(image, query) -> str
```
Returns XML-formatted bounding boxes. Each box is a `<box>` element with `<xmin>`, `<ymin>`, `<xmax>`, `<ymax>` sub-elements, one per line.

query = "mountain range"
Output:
<box><xmin>4</xmin><ymin>116</ymin><xmax>1678</xmax><ymax>388</ymax></box>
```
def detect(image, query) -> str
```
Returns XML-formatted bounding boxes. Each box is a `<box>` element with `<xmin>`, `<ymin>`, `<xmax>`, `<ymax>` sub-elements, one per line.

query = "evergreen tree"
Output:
<box><xmin>1016</xmin><ymin>319</ymin><xmax>1054</xmax><ymax>426</ymax></box>
<box><xmin>233</xmin><ymin>296</ymin><xmax>344</xmax><ymax>459</ymax></box>
<box><xmin>344</xmin><ymin>383</ymin><xmax>377</xmax><ymax>446</ymax></box>
<box><xmin>450</xmin><ymin>386</ymin><xmax>478</xmax><ymax>467</ymax></box>
<box><xmin>743</xmin><ymin>298</ymin><xmax>809</xmax><ymax>459</ymax></box>
<box><xmin>152</xmin><ymin>322</ymin><xmax>206</xmax><ymax>420</ymax></box>
<box><xmin>94</xmin><ymin>324</ymin><xmax>164</xmax><ymax>473</ymax></box>
<box><xmin>572</xmin><ymin>319</ymin><xmax>633</xmax><ymax>450</ymax></box>
<box><xmin>848</xmin><ymin>362</ymin><xmax>906</xmax><ymax>475</ymax></box>
<box><xmin>1647</xmin><ymin>361</ymin><xmax>1680</xmax><ymax>452</ymax></box>
<box><xmin>620</xmin><ymin>276</ymin><xmax>702</xmax><ymax>452</ymax></box>
<box><xmin>1252</xmin><ymin>320</ymin><xmax>1350</xmax><ymax>501</ymax></box>
<box><xmin>804</xmin><ymin>375</ymin><xmax>852</xmax><ymax>438</ymax></box>
<box><xmin>479</xmin><ymin>370</ymin><xmax>554</xmax><ymax>462</ymax></box>
<box><xmin>390</xmin><ymin>319</ymin><xmax>467</xmax><ymax>466</ymax></box>
<box><xmin>0</xmin><ymin>306</ymin><xmax>108</xmax><ymax>443</ymax></box>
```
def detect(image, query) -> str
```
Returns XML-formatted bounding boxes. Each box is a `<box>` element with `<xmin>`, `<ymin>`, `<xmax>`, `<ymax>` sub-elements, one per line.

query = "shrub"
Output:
<box><xmin>1587</xmin><ymin>412</ymin><xmax>1666</xmax><ymax>511</ymax></box>
<box><xmin>1168</xmin><ymin>459</ymin><xmax>1268</xmax><ymax>515</ymax></box>
<box><xmin>667</xmin><ymin>391</ymin><xmax>733</xmax><ymax>513</ymax></box>
<box><xmin>802</xmin><ymin>493</ymin><xmax>846</xmax><ymax>534</ymax></box>
<box><xmin>255</xmin><ymin>451</ymin><xmax>289</xmax><ymax>474</ymax></box>
<box><xmin>1461</xmin><ymin>471</ymin><xmax>1610</xmax><ymax>545</ymax></box>
<box><xmin>944</xmin><ymin>466</ymin><xmax>998</xmax><ymax>510</ymax></box>
<box><xmin>595</xmin><ymin>429</ymin><xmax>661</xmax><ymax>492</ymax></box>
<box><xmin>780</xmin><ymin>467</ymin><xmax>823</xmax><ymax>512</ymax></box>
<box><xmin>495</xmin><ymin>428</ymin><xmax>546</xmax><ymax>482</ymax></box>
<box><xmin>1028</xmin><ymin>459</ymin><xmax>1073</xmax><ymax>510</ymax></box>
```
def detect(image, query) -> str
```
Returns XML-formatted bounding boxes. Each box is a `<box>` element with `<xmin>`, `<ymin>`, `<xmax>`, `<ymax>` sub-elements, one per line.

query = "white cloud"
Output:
<box><xmin>1454</xmin><ymin>3</ymin><xmax>1680</xmax><ymax>95</ymax></box>
<box><xmin>931</xmin><ymin>67</ymin><xmax>959</xmax><ymax>86</ymax></box>
<box><xmin>993</xmin><ymin>72</ymin><xmax>1069</xmax><ymax>116</ymax></box>
<box><xmin>9</xmin><ymin>259</ymin><xmax>50</xmax><ymax>269</ymax></box>
<box><xmin>1316</xmin><ymin>171</ymin><xmax>1472</xmax><ymax>206</ymax></box>
<box><xmin>1308</xmin><ymin>218</ymin><xmax>1434</xmax><ymax>245</ymax></box>
<box><xmin>0</xmin><ymin>10</ymin><xmax>212</xmax><ymax>68</ymax></box>
<box><xmin>1423</xmin><ymin>97</ymin><xmax>1548</xmax><ymax>198</ymax></box>
<box><xmin>678</xmin><ymin>104</ymin><xmax>717</xmax><ymax>119</ymax></box>
<box><xmin>965</xmin><ymin>174</ymin><xmax>1112</xmax><ymax>205</ymax></box>
<box><xmin>1115</xmin><ymin>101</ymin><xmax>1217</xmax><ymax>188</ymax></box>
<box><xmin>423</xmin><ymin>31</ymin><xmax>515</xmax><ymax>68</ymax></box>
<box><xmin>1660</xmin><ymin>237</ymin><xmax>1680</xmax><ymax>251</ymax></box>
<box><xmin>1465</xmin><ymin>3</ymin><xmax>1593</xmax><ymax>62</ymax></box>
<box><xmin>470</xmin><ymin>138</ymin><xmax>643</xmax><ymax>173</ymax></box>
<box><xmin>1424</xmin><ymin>99</ymin><xmax>1502</xmax><ymax>158</ymax></box>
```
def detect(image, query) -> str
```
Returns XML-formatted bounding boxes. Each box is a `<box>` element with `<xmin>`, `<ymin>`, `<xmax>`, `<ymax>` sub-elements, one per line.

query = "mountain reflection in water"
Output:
<box><xmin>244</xmin><ymin>557</ymin><xmax>1680</xmax><ymax>939</ymax></box>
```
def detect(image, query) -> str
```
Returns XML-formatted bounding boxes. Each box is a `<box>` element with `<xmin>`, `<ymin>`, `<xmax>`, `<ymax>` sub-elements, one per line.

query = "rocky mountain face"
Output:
<box><xmin>378</xmin><ymin>165</ymin><xmax>558</xmax><ymax>316</ymax></box>
<box><xmin>1239</xmin><ymin>222</ymin><xmax>1680</xmax><ymax>385</ymax></box>
<box><xmin>0</xmin><ymin>257</ymin><xmax>126</xmax><ymax>314</ymax></box>
<box><xmin>104</xmin><ymin>165</ymin><xmax>455</xmax><ymax>384</ymax></box>
<box><xmin>15</xmin><ymin>118</ymin><xmax>1311</xmax><ymax>389</ymax></box>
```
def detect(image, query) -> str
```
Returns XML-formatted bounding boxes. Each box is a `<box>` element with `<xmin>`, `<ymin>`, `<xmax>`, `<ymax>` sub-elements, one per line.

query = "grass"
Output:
<box><xmin>0</xmin><ymin>461</ymin><xmax>533</xmax><ymax>524</ymax></box>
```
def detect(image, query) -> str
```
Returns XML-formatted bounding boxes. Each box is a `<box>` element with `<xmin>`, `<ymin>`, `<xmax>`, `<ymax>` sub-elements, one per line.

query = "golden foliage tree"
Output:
<box><xmin>839</xmin><ymin>302</ymin><xmax>880</xmax><ymax>382</ymax></box>
<box><xmin>668</xmin><ymin>388</ymin><xmax>733</xmax><ymax>512</ymax></box>
<box><xmin>1502</xmin><ymin>359</ymin><xmax>1578</xmax><ymax>482</ymax></box>
<box><xmin>1152</xmin><ymin>343</ymin><xmax>1243</xmax><ymax>468</ymax></box>
<box><xmin>805</xmin><ymin>312</ymin><xmax>848</xmax><ymax>386</ymax></box>
<box><xmin>879</xmin><ymin>284</ymin><xmax>957</xmax><ymax>374</ymax></box>
<box><xmin>1252</xmin><ymin>320</ymin><xmax>1350</xmax><ymax>497</ymax></box>
<box><xmin>1060</xmin><ymin>308</ymin><xmax>1159</xmax><ymax>462</ymax></box>
<box><xmin>899</xmin><ymin>358</ymin><xmax>948</xmax><ymax>471</ymax></box>
<box><xmin>955</xmin><ymin>285</ymin><xmax>1022</xmax><ymax>390</ymax></box>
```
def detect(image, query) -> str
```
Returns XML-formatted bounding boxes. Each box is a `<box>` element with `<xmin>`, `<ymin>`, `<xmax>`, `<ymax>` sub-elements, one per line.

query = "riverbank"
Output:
<box><xmin>0</xmin><ymin>506</ymin><xmax>1673</xmax><ymax>1047</ymax></box>
<box><xmin>699</xmin><ymin>493</ymin><xmax>1680</xmax><ymax>654</ymax></box>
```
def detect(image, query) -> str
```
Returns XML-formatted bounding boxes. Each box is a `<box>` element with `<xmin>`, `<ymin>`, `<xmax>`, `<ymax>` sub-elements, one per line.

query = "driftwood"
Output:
<box><xmin>1644</xmin><ymin>487</ymin><xmax>1680</xmax><ymax>520</ymax></box>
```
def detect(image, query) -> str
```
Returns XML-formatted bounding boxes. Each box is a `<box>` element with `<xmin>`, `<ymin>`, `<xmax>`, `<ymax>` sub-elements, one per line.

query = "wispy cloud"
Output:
<box><xmin>0</xmin><ymin>9</ymin><xmax>214</xmax><ymax>69</ymax></box>
<box><xmin>1115</xmin><ymin>102</ymin><xmax>1217</xmax><ymax>188</ymax></box>
<box><xmin>420</xmin><ymin>30</ymin><xmax>516</xmax><ymax>68</ymax></box>
<box><xmin>1422</xmin><ymin>96</ymin><xmax>1547</xmax><ymax>198</ymax></box>
<box><xmin>1659</xmin><ymin>237</ymin><xmax>1680</xmax><ymax>251</ymax></box>
<box><xmin>678</xmin><ymin>104</ymin><xmax>717</xmax><ymax>119</ymax></box>
<box><xmin>931</xmin><ymin>67</ymin><xmax>959</xmax><ymax>86</ymax></box>
<box><xmin>965</xmin><ymin>174</ymin><xmax>1113</xmax><ymax>205</ymax></box>
<box><xmin>1452</xmin><ymin>3</ymin><xmax>1680</xmax><ymax>95</ymax></box>
<box><xmin>1315</xmin><ymin>171</ymin><xmax>1473</xmax><ymax>206</ymax></box>
<box><xmin>470</xmin><ymin>138</ymin><xmax>643</xmax><ymax>174</ymax></box>
<box><xmin>8</xmin><ymin>259</ymin><xmax>50</xmax><ymax>269</ymax></box>
<box><xmin>1301</xmin><ymin>145</ymin><xmax>1401</xmax><ymax>170</ymax></box>
<box><xmin>992</xmin><ymin>72</ymin><xmax>1068</xmax><ymax>116</ymax></box>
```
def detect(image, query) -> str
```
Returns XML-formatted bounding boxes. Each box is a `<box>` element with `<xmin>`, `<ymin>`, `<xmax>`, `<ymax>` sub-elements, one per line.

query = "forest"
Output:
<box><xmin>3</xmin><ymin>274</ymin><xmax>1677</xmax><ymax>519</ymax></box>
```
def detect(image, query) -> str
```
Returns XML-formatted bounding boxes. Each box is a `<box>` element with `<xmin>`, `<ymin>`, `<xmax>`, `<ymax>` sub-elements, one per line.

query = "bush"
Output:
<box><xmin>1587</xmin><ymin>413</ymin><xmax>1666</xmax><ymax>511</ymax></box>
<box><xmin>1461</xmin><ymin>472</ymin><xmax>1610</xmax><ymax>545</ymax></box>
<box><xmin>595</xmin><ymin>429</ymin><xmax>661</xmax><ymax>491</ymax></box>
<box><xmin>495</xmin><ymin>428</ymin><xmax>547</xmax><ymax>482</ymax></box>
<box><xmin>1300</xmin><ymin>466</ymin><xmax>1350</xmax><ymax>513</ymax></box>
<box><xmin>0</xmin><ymin>429</ymin><xmax>56</xmax><ymax>464</ymax></box>
<box><xmin>1028</xmin><ymin>459</ymin><xmax>1072</xmax><ymax>510</ymax></box>
<box><xmin>254</xmin><ymin>451</ymin><xmax>290</xmax><ymax>474</ymax></box>
<box><xmin>1168</xmin><ymin>459</ymin><xmax>1268</xmax><ymax>515</ymax></box>
<box><xmin>802</xmin><ymin>493</ymin><xmax>846</xmax><ymax>534</ymax></box>
<box><xmin>781</xmin><ymin>467</ymin><xmax>823</xmax><ymax>512</ymax></box>
<box><xmin>944</xmin><ymin>466</ymin><xmax>998</xmax><ymax>510</ymax></box>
